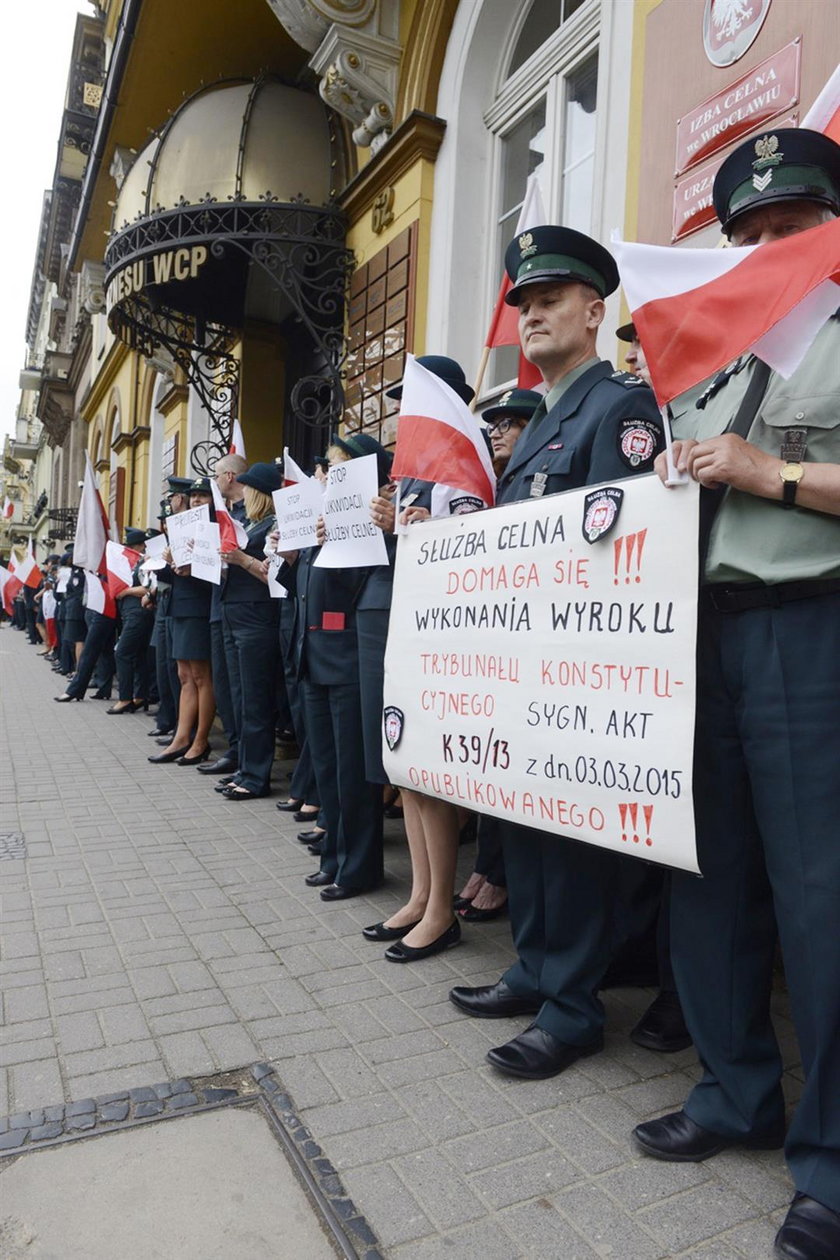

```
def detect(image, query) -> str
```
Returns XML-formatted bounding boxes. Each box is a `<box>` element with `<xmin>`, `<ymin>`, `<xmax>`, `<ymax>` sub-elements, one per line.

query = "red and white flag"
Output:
<box><xmin>0</xmin><ymin>565</ymin><xmax>21</xmax><ymax>615</ymax></box>
<box><xmin>74</xmin><ymin>453</ymin><xmax>110</xmax><ymax>574</ymax></box>
<box><xmin>484</xmin><ymin>173</ymin><xmax>547</xmax><ymax>391</ymax></box>
<box><xmin>282</xmin><ymin>448</ymin><xmax>309</xmax><ymax>487</ymax></box>
<box><xmin>230</xmin><ymin>418</ymin><xmax>247</xmax><ymax>461</ymax></box>
<box><xmin>14</xmin><ymin>539</ymin><xmax>42</xmax><ymax>590</ymax></box>
<box><xmin>612</xmin><ymin>216</ymin><xmax>840</xmax><ymax>406</ymax></box>
<box><xmin>210</xmin><ymin>479</ymin><xmax>249</xmax><ymax>550</ymax></box>
<box><xmin>105</xmin><ymin>540</ymin><xmax>141</xmax><ymax>599</ymax></box>
<box><xmin>391</xmin><ymin>355</ymin><xmax>496</xmax><ymax>506</ymax></box>
<box><xmin>803</xmin><ymin>62</ymin><xmax>840</xmax><ymax>144</ymax></box>
<box><xmin>84</xmin><ymin>570</ymin><xmax>116</xmax><ymax>618</ymax></box>
<box><xmin>2</xmin><ymin>496</ymin><xmax>13</xmax><ymax>520</ymax></box>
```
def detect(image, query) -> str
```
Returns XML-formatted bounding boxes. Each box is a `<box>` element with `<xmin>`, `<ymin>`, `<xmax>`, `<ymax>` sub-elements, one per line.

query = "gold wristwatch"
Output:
<box><xmin>779</xmin><ymin>461</ymin><xmax>804</xmax><ymax>508</ymax></box>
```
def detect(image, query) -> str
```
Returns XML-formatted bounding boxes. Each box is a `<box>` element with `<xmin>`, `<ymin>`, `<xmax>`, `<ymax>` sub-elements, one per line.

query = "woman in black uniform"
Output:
<box><xmin>109</xmin><ymin>527</ymin><xmax>158</xmax><ymax>714</ymax></box>
<box><xmin>149</xmin><ymin>480</ymin><xmax>215</xmax><ymax>765</ymax></box>
<box><xmin>219</xmin><ymin>462</ymin><xmax>282</xmax><ymax>800</ymax></box>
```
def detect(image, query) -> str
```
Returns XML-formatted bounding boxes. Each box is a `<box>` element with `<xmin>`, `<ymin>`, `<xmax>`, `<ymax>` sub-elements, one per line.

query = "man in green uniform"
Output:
<box><xmin>635</xmin><ymin>128</ymin><xmax>840</xmax><ymax>1260</ymax></box>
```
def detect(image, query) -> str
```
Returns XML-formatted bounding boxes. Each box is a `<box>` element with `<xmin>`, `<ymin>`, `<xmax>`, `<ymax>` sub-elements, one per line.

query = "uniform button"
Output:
<box><xmin>795</xmin><ymin>412</ymin><xmax>804</xmax><ymax>420</ymax></box>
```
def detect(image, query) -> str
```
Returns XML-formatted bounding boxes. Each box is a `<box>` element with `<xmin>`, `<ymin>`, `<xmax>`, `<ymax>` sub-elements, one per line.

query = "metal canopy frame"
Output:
<box><xmin>105</xmin><ymin>200</ymin><xmax>354</xmax><ymax>475</ymax></box>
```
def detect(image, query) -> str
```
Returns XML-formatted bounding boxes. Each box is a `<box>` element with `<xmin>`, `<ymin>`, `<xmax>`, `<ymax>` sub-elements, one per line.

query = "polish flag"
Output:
<box><xmin>612</xmin><ymin>216</ymin><xmax>840</xmax><ymax>406</ymax></box>
<box><xmin>484</xmin><ymin>173</ymin><xmax>547</xmax><ymax>391</ymax></box>
<box><xmin>2</xmin><ymin>496</ymin><xmax>13</xmax><ymax>519</ymax></box>
<box><xmin>84</xmin><ymin>570</ymin><xmax>116</xmax><ymax>618</ymax></box>
<box><xmin>42</xmin><ymin>589</ymin><xmax>57</xmax><ymax>647</ymax></box>
<box><xmin>211</xmin><ymin>479</ymin><xmax>249</xmax><ymax>550</ymax></box>
<box><xmin>230</xmin><ymin>418</ymin><xmax>247</xmax><ymax>460</ymax></box>
<box><xmin>14</xmin><ymin>539</ymin><xmax>42</xmax><ymax>589</ymax></box>
<box><xmin>391</xmin><ymin>355</ymin><xmax>496</xmax><ymax>506</ymax></box>
<box><xmin>74</xmin><ymin>453</ymin><xmax>110</xmax><ymax>574</ymax></box>
<box><xmin>802</xmin><ymin>62</ymin><xmax>840</xmax><ymax>144</ymax></box>
<box><xmin>282</xmin><ymin>448</ymin><xmax>309</xmax><ymax>487</ymax></box>
<box><xmin>0</xmin><ymin>565</ymin><xmax>21</xmax><ymax>615</ymax></box>
<box><xmin>105</xmin><ymin>540</ymin><xmax>141</xmax><ymax>599</ymax></box>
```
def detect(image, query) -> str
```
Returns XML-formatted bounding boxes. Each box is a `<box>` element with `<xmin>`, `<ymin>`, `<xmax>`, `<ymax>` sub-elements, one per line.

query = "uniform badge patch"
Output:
<box><xmin>618</xmin><ymin>419</ymin><xmax>660</xmax><ymax>469</ymax></box>
<box><xmin>383</xmin><ymin>706</ymin><xmax>404</xmax><ymax>751</ymax></box>
<box><xmin>582</xmin><ymin>488</ymin><xmax>624</xmax><ymax>544</ymax></box>
<box><xmin>450</xmin><ymin>495</ymin><xmax>483</xmax><ymax>515</ymax></box>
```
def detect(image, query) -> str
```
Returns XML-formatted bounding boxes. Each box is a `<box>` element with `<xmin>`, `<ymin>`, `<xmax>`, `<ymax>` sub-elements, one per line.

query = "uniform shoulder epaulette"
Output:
<box><xmin>609</xmin><ymin>371</ymin><xmax>646</xmax><ymax>387</ymax></box>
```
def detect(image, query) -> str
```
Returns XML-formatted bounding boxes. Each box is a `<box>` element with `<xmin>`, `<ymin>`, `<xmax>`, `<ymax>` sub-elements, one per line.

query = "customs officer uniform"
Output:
<box><xmin>150</xmin><ymin>498</ymin><xmax>177</xmax><ymax>734</ymax></box>
<box><xmin>202</xmin><ymin>496</ymin><xmax>247</xmax><ymax>776</ymax></box>
<box><xmin>633</xmin><ymin>130</ymin><xmax>840</xmax><ymax>1260</ymax></box>
<box><xmin>112</xmin><ymin>527</ymin><xmax>157</xmax><ymax>706</ymax></box>
<box><xmin>450</xmin><ymin>227</ymin><xmax>665</xmax><ymax>1075</ymax></box>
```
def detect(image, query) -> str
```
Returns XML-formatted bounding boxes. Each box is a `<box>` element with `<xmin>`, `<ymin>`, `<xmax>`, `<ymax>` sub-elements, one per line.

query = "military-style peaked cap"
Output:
<box><xmin>504</xmin><ymin>225</ymin><xmax>619</xmax><ymax>304</ymax></box>
<box><xmin>385</xmin><ymin>354</ymin><xmax>475</xmax><ymax>405</ymax></box>
<box><xmin>124</xmin><ymin>527</ymin><xmax>147</xmax><ymax>547</ymax></box>
<box><xmin>481</xmin><ymin>388</ymin><xmax>544</xmax><ymax>424</ymax></box>
<box><xmin>713</xmin><ymin>128</ymin><xmax>840</xmax><ymax>234</ymax></box>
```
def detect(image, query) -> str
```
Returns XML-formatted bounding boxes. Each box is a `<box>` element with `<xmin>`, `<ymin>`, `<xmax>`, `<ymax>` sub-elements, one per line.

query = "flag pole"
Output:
<box><xmin>471</xmin><ymin>345</ymin><xmax>491</xmax><ymax>412</ymax></box>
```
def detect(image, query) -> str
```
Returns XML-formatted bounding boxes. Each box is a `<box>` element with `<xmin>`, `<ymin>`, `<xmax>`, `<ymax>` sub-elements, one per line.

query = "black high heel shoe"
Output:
<box><xmin>54</xmin><ymin>694</ymin><xmax>82</xmax><ymax>703</ymax></box>
<box><xmin>106</xmin><ymin>701</ymin><xmax>140</xmax><ymax>715</ymax></box>
<box><xmin>176</xmin><ymin>747</ymin><xmax>211</xmax><ymax>766</ymax></box>
<box><xmin>148</xmin><ymin>745</ymin><xmax>191</xmax><ymax>764</ymax></box>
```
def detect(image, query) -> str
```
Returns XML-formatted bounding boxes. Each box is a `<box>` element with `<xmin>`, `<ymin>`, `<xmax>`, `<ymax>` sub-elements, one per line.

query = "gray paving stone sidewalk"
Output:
<box><xmin>0</xmin><ymin>627</ymin><xmax>802</xmax><ymax>1257</ymax></box>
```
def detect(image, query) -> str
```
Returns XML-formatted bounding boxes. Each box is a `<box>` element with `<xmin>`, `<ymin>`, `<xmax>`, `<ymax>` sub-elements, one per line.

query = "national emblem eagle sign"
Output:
<box><xmin>382</xmin><ymin>475</ymin><xmax>701</xmax><ymax>874</ymax></box>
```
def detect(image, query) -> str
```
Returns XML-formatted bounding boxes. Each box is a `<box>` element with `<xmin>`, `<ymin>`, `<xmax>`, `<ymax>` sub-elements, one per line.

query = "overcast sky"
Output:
<box><xmin>0</xmin><ymin>1</ymin><xmax>96</xmax><ymax>445</ymax></box>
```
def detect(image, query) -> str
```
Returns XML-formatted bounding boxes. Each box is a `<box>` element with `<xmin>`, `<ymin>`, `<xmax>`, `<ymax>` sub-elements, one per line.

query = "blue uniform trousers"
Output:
<box><xmin>66</xmin><ymin>612</ymin><xmax>117</xmax><ymax>699</ymax></box>
<box><xmin>210</xmin><ymin>621</ymin><xmax>238</xmax><ymax>762</ymax></box>
<box><xmin>673</xmin><ymin>590</ymin><xmax>840</xmax><ymax>1212</ymax></box>
<box><xmin>115</xmin><ymin>612</ymin><xmax>155</xmax><ymax>701</ymax></box>
<box><xmin>222</xmin><ymin>601</ymin><xmax>279</xmax><ymax>794</ymax></box>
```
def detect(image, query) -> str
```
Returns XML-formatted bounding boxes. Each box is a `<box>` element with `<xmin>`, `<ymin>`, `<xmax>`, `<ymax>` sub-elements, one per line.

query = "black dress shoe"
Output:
<box><xmin>305</xmin><ymin>870</ymin><xmax>334</xmax><ymax>887</ymax></box>
<box><xmin>222</xmin><ymin>785</ymin><xmax>266</xmax><ymax>801</ymax></box>
<box><xmin>293</xmin><ymin>808</ymin><xmax>320</xmax><ymax>824</ymax></box>
<box><xmin>633</xmin><ymin>1110</ymin><xmax>785</xmax><ymax>1162</ymax></box>
<box><xmin>298</xmin><ymin>828</ymin><xmax>326</xmax><ymax>844</ymax></box>
<box><xmin>630</xmin><ymin>990</ymin><xmax>692</xmax><ymax>1053</ymax></box>
<box><xmin>148</xmin><ymin>727</ymin><xmax>173</xmax><ymax>737</ymax></box>
<box><xmin>320</xmin><ymin>884</ymin><xmax>373</xmax><ymax>901</ymax></box>
<box><xmin>275</xmin><ymin>798</ymin><xmax>304</xmax><ymax>813</ymax></box>
<box><xmin>215</xmin><ymin>777</ymin><xmax>239</xmax><ymax>793</ymax></box>
<box><xmin>307</xmin><ymin>842</ymin><xmax>323</xmax><ymax>856</ymax></box>
<box><xmin>775</xmin><ymin>1193</ymin><xmax>840</xmax><ymax>1259</ymax></box>
<box><xmin>486</xmin><ymin>1024</ymin><xmax>604</xmax><ymax>1080</ymax></box>
<box><xmin>197</xmin><ymin>755</ymin><xmax>237</xmax><ymax>776</ymax></box>
<box><xmin>385</xmin><ymin>919</ymin><xmax>461</xmax><ymax>962</ymax></box>
<box><xmin>362</xmin><ymin>919</ymin><xmax>421</xmax><ymax>942</ymax></box>
<box><xmin>449</xmin><ymin>979</ymin><xmax>542</xmax><ymax>1020</ymax></box>
<box><xmin>148</xmin><ymin>745</ymin><xmax>191</xmax><ymax>764</ymax></box>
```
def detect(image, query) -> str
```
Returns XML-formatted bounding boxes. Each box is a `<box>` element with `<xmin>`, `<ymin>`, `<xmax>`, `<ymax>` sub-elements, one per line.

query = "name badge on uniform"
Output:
<box><xmin>530</xmin><ymin>472</ymin><xmax>548</xmax><ymax>498</ymax></box>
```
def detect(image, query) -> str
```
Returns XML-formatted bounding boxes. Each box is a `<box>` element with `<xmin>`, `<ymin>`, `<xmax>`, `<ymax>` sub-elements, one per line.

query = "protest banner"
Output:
<box><xmin>190</xmin><ymin>520</ymin><xmax>221</xmax><ymax>584</ymax></box>
<box><xmin>141</xmin><ymin>532</ymin><xmax>167</xmax><ymax>571</ymax></box>
<box><xmin>272</xmin><ymin>477</ymin><xmax>323</xmax><ymax>550</ymax></box>
<box><xmin>383</xmin><ymin>475</ymin><xmax>700</xmax><ymax>873</ymax></box>
<box><xmin>314</xmin><ymin>454</ymin><xmax>388</xmax><ymax>568</ymax></box>
<box><xmin>166</xmin><ymin>505</ymin><xmax>209</xmax><ymax>567</ymax></box>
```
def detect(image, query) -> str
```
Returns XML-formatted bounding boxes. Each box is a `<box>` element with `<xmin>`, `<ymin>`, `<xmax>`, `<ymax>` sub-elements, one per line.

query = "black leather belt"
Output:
<box><xmin>704</xmin><ymin>578</ymin><xmax>840</xmax><ymax>613</ymax></box>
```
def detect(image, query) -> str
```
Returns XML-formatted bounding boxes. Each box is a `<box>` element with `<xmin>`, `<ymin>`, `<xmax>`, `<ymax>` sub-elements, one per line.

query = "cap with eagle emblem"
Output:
<box><xmin>713</xmin><ymin>127</ymin><xmax>840</xmax><ymax>234</ymax></box>
<box><xmin>503</xmin><ymin>225</ymin><xmax>619</xmax><ymax>304</ymax></box>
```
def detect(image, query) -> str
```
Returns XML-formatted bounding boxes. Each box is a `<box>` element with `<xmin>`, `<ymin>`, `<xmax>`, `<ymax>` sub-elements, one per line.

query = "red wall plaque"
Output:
<box><xmin>672</xmin><ymin>112</ymin><xmax>798</xmax><ymax>241</ymax></box>
<box><xmin>676</xmin><ymin>38</ymin><xmax>800</xmax><ymax>176</ymax></box>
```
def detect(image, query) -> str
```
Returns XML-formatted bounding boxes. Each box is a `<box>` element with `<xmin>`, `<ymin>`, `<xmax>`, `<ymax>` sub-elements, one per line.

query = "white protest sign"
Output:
<box><xmin>383</xmin><ymin>475</ymin><xmax>700</xmax><ymax>873</ymax></box>
<box><xmin>141</xmin><ymin>532</ymin><xmax>167</xmax><ymax>571</ymax></box>
<box><xmin>266</xmin><ymin>553</ymin><xmax>288</xmax><ymax>599</ymax></box>
<box><xmin>56</xmin><ymin>566</ymin><xmax>71</xmax><ymax>593</ymax></box>
<box><xmin>166</xmin><ymin>505</ymin><xmax>209</xmax><ymax>567</ymax></box>
<box><xmin>190</xmin><ymin>520</ymin><xmax>221</xmax><ymax>584</ymax></box>
<box><xmin>272</xmin><ymin>478</ymin><xmax>323</xmax><ymax>550</ymax></box>
<box><xmin>314</xmin><ymin>454</ymin><xmax>388</xmax><ymax>568</ymax></box>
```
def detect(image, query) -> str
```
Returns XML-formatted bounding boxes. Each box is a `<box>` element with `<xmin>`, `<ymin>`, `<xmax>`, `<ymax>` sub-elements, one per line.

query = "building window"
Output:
<box><xmin>484</xmin><ymin>0</ymin><xmax>598</xmax><ymax>390</ymax></box>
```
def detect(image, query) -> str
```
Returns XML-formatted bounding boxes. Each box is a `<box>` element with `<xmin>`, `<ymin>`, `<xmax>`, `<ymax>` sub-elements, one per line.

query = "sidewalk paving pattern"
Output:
<box><xmin>0</xmin><ymin>629</ymin><xmax>803</xmax><ymax>1257</ymax></box>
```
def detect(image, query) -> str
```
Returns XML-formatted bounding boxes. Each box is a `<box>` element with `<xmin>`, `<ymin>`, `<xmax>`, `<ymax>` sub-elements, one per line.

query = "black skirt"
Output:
<box><xmin>170</xmin><ymin>615</ymin><xmax>211</xmax><ymax>661</ymax></box>
<box><xmin>64</xmin><ymin>617</ymin><xmax>87</xmax><ymax>643</ymax></box>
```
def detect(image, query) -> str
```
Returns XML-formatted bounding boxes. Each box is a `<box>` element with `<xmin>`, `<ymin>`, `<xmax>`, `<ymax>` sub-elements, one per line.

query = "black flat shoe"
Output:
<box><xmin>307</xmin><ymin>842</ymin><xmax>324</xmax><ymax>856</ymax></box>
<box><xmin>215</xmin><ymin>777</ymin><xmax>240</xmax><ymax>793</ymax></box>
<box><xmin>293</xmin><ymin>807</ymin><xmax>320</xmax><ymax>823</ymax></box>
<box><xmin>54</xmin><ymin>694</ymin><xmax>82</xmax><ymax>703</ymax></box>
<box><xmin>362</xmin><ymin>920</ymin><xmax>422</xmax><ymax>942</ymax></box>
<box><xmin>458</xmin><ymin>901</ymin><xmax>507</xmax><ymax>923</ymax></box>
<box><xmin>385</xmin><ymin>919</ymin><xmax>461</xmax><ymax>962</ymax></box>
<box><xmin>148</xmin><ymin>745</ymin><xmax>191</xmax><ymax>764</ymax></box>
<box><xmin>197</xmin><ymin>756</ymin><xmax>237</xmax><ymax>776</ymax></box>
<box><xmin>630</xmin><ymin>990</ymin><xmax>692</xmax><ymax>1053</ymax></box>
<box><xmin>297</xmin><ymin>828</ymin><xmax>326</xmax><ymax>844</ymax></box>
<box><xmin>305</xmin><ymin>870</ymin><xmax>334</xmax><ymax>887</ymax></box>
<box><xmin>486</xmin><ymin>1024</ymin><xmax>604</xmax><ymax>1080</ymax></box>
<box><xmin>176</xmin><ymin>747</ymin><xmax>211</xmax><ymax>766</ymax></box>
<box><xmin>275</xmin><ymin>798</ymin><xmax>304</xmax><ymax>813</ymax></box>
<box><xmin>106</xmin><ymin>702</ymin><xmax>139</xmax><ymax>715</ymax></box>
<box><xmin>222</xmin><ymin>786</ymin><xmax>266</xmax><ymax>800</ymax></box>
<box><xmin>633</xmin><ymin>1110</ymin><xmax>785</xmax><ymax>1162</ymax></box>
<box><xmin>449</xmin><ymin>979</ymin><xmax>542</xmax><ymax>1019</ymax></box>
<box><xmin>775</xmin><ymin>1193</ymin><xmax>840</xmax><ymax>1260</ymax></box>
<box><xmin>320</xmin><ymin>884</ymin><xmax>375</xmax><ymax>902</ymax></box>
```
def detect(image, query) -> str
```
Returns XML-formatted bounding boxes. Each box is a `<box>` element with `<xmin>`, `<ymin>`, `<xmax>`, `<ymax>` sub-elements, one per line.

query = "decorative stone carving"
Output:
<box><xmin>265</xmin><ymin>0</ymin><xmax>377</xmax><ymax>51</ymax></box>
<box><xmin>311</xmin><ymin>25</ymin><xmax>400</xmax><ymax>150</ymax></box>
<box><xmin>80</xmin><ymin>260</ymin><xmax>106</xmax><ymax>315</ymax></box>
